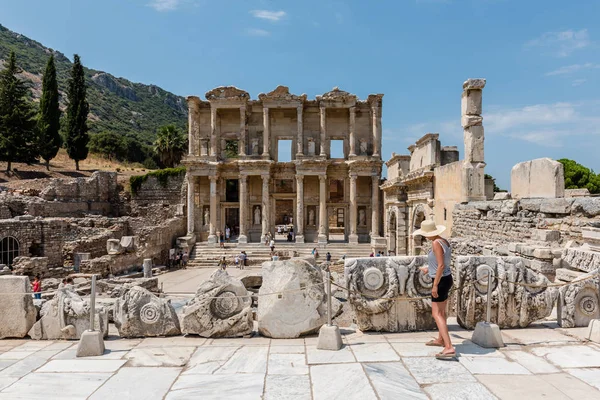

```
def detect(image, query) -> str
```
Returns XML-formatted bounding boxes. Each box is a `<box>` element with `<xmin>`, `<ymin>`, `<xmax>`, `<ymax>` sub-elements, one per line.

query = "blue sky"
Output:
<box><xmin>2</xmin><ymin>0</ymin><xmax>600</xmax><ymax>188</ymax></box>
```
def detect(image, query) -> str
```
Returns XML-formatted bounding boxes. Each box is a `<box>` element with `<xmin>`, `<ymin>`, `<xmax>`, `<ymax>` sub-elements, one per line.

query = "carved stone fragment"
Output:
<box><xmin>558</xmin><ymin>269</ymin><xmax>600</xmax><ymax>328</ymax></box>
<box><xmin>0</xmin><ymin>276</ymin><xmax>37</xmax><ymax>339</ymax></box>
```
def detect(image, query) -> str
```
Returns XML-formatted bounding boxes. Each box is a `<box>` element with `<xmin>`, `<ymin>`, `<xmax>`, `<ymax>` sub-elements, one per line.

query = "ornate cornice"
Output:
<box><xmin>258</xmin><ymin>85</ymin><xmax>307</xmax><ymax>104</ymax></box>
<box><xmin>205</xmin><ymin>86</ymin><xmax>250</xmax><ymax>101</ymax></box>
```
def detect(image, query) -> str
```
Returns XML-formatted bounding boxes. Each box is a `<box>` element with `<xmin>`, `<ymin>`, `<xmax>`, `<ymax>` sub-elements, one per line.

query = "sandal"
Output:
<box><xmin>435</xmin><ymin>351</ymin><xmax>457</xmax><ymax>360</ymax></box>
<box><xmin>426</xmin><ymin>339</ymin><xmax>444</xmax><ymax>347</ymax></box>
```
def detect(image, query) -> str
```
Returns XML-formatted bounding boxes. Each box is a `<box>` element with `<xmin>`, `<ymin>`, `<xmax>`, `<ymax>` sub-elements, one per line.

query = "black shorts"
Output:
<box><xmin>432</xmin><ymin>275</ymin><xmax>453</xmax><ymax>303</ymax></box>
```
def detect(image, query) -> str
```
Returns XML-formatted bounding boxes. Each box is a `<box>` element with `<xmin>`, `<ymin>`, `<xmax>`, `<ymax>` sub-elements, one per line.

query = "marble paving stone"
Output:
<box><xmin>264</xmin><ymin>375</ymin><xmax>311</xmax><ymax>400</ymax></box>
<box><xmin>208</xmin><ymin>336</ymin><xmax>271</xmax><ymax>346</ymax></box>
<box><xmin>215</xmin><ymin>346</ymin><xmax>268</xmax><ymax>374</ymax></box>
<box><xmin>303</xmin><ymin>336</ymin><xmax>320</xmax><ymax>346</ymax></box>
<box><xmin>89</xmin><ymin>367</ymin><xmax>182</xmax><ymax>400</ymax></box>
<box><xmin>531</xmin><ymin>345</ymin><xmax>600</xmax><ymax>368</ymax></box>
<box><xmin>424</xmin><ymin>382</ymin><xmax>498</xmax><ymax>400</ymax></box>
<box><xmin>41</xmin><ymin>342</ymin><xmax>74</xmax><ymax>351</ymax></box>
<box><xmin>460</xmin><ymin>357</ymin><xmax>531</xmax><ymax>375</ymax></box>
<box><xmin>538</xmin><ymin>373</ymin><xmax>600</xmax><ymax>399</ymax></box>
<box><xmin>125</xmin><ymin>347</ymin><xmax>195</xmax><ymax>367</ymax></box>
<box><xmin>183</xmin><ymin>346</ymin><xmax>239</xmax><ymax>375</ymax></box>
<box><xmin>363</xmin><ymin>362</ymin><xmax>427</xmax><ymax>400</ymax></box>
<box><xmin>0</xmin><ymin>377</ymin><xmax>18</xmax><ymax>391</ymax></box>
<box><xmin>350</xmin><ymin>342</ymin><xmax>400</xmax><ymax>362</ymax></box>
<box><xmin>391</xmin><ymin>342</ymin><xmax>441</xmax><ymax>357</ymax></box>
<box><xmin>455</xmin><ymin>341</ymin><xmax>505</xmax><ymax>357</ymax></box>
<box><xmin>343</xmin><ymin>332</ymin><xmax>388</xmax><ymax>344</ymax></box>
<box><xmin>477</xmin><ymin>374</ymin><xmax>574</xmax><ymax>400</ymax></box>
<box><xmin>311</xmin><ymin>363</ymin><xmax>377</xmax><ymax>400</ymax></box>
<box><xmin>268</xmin><ymin>354</ymin><xmax>308</xmax><ymax>375</ymax></box>
<box><xmin>37</xmin><ymin>359</ymin><xmax>126</xmax><ymax>373</ymax></box>
<box><xmin>271</xmin><ymin>338</ymin><xmax>305</xmax><ymax>346</ymax></box>
<box><xmin>0</xmin><ymin>372</ymin><xmax>113</xmax><ymax>400</ymax></box>
<box><xmin>565</xmin><ymin>369</ymin><xmax>600</xmax><ymax>391</ymax></box>
<box><xmin>270</xmin><ymin>345</ymin><xmax>305</xmax><ymax>354</ymax></box>
<box><xmin>0</xmin><ymin>351</ymin><xmax>35</xmax><ymax>360</ymax></box>
<box><xmin>384</xmin><ymin>331</ymin><xmax>439</xmax><ymax>343</ymax></box>
<box><xmin>136</xmin><ymin>336</ymin><xmax>206</xmax><ymax>348</ymax></box>
<box><xmin>502</xmin><ymin>327</ymin><xmax>578</xmax><ymax>345</ymax></box>
<box><xmin>11</xmin><ymin>342</ymin><xmax>53</xmax><ymax>352</ymax></box>
<box><xmin>0</xmin><ymin>350</ymin><xmax>61</xmax><ymax>378</ymax></box>
<box><xmin>503</xmin><ymin>350</ymin><xmax>559</xmax><ymax>373</ymax></box>
<box><xmin>52</xmin><ymin>347</ymin><xmax>128</xmax><ymax>360</ymax></box>
<box><xmin>403</xmin><ymin>357</ymin><xmax>477</xmax><ymax>384</ymax></box>
<box><xmin>306</xmin><ymin>345</ymin><xmax>355</xmax><ymax>365</ymax></box>
<box><xmin>166</xmin><ymin>373</ymin><xmax>265</xmax><ymax>400</ymax></box>
<box><xmin>0</xmin><ymin>360</ymin><xmax>17</xmax><ymax>372</ymax></box>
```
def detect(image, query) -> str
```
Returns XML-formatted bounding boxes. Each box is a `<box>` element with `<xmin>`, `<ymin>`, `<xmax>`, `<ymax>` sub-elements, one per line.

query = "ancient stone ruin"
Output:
<box><xmin>0</xmin><ymin>276</ymin><xmax>37</xmax><ymax>339</ymax></box>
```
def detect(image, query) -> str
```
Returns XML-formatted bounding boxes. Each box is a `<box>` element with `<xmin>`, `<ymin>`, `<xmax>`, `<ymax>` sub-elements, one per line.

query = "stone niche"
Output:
<box><xmin>0</xmin><ymin>276</ymin><xmax>37</xmax><ymax>339</ymax></box>
<box><xmin>344</xmin><ymin>256</ymin><xmax>436</xmax><ymax>332</ymax></box>
<box><xmin>511</xmin><ymin>158</ymin><xmax>565</xmax><ymax>199</ymax></box>
<box><xmin>558</xmin><ymin>270</ymin><xmax>599</xmax><ymax>328</ymax></box>
<box><xmin>456</xmin><ymin>256</ymin><xmax>558</xmax><ymax>329</ymax></box>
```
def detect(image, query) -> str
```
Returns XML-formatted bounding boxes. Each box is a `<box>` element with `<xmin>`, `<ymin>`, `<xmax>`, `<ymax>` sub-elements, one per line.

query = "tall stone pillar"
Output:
<box><xmin>318</xmin><ymin>175</ymin><xmax>328</xmax><ymax>244</ymax></box>
<box><xmin>187</xmin><ymin>99</ymin><xmax>199</xmax><ymax>156</ymax></box>
<box><xmin>210</xmin><ymin>106</ymin><xmax>218</xmax><ymax>157</ymax></box>
<box><xmin>371</xmin><ymin>106</ymin><xmax>381</xmax><ymax>158</ymax></box>
<box><xmin>348</xmin><ymin>174</ymin><xmax>358</xmax><ymax>244</ymax></box>
<box><xmin>296</xmin><ymin>106</ymin><xmax>304</xmax><ymax>157</ymax></box>
<box><xmin>319</xmin><ymin>105</ymin><xmax>327</xmax><ymax>157</ymax></box>
<box><xmin>263</xmin><ymin>107</ymin><xmax>270</xmax><ymax>159</ymax></box>
<box><xmin>239</xmin><ymin>106</ymin><xmax>247</xmax><ymax>156</ymax></box>
<box><xmin>208</xmin><ymin>176</ymin><xmax>218</xmax><ymax>244</ymax></box>
<box><xmin>461</xmin><ymin>78</ymin><xmax>487</xmax><ymax>202</ymax></box>
<box><xmin>238</xmin><ymin>175</ymin><xmax>248</xmax><ymax>243</ymax></box>
<box><xmin>295</xmin><ymin>175</ymin><xmax>304</xmax><ymax>243</ymax></box>
<box><xmin>371</xmin><ymin>176</ymin><xmax>380</xmax><ymax>240</ymax></box>
<box><xmin>349</xmin><ymin>106</ymin><xmax>356</xmax><ymax>157</ymax></box>
<box><xmin>187</xmin><ymin>175</ymin><xmax>195</xmax><ymax>234</ymax></box>
<box><xmin>261</xmin><ymin>175</ymin><xmax>270</xmax><ymax>243</ymax></box>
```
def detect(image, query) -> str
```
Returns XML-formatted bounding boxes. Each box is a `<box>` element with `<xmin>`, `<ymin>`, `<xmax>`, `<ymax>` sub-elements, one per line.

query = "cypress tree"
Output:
<box><xmin>65</xmin><ymin>54</ymin><xmax>89</xmax><ymax>171</ymax></box>
<box><xmin>0</xmin><ymin>51</ymin><xmax>37</xmax><ymax>173</ymax></box>
<box><xmin>37</xmin><ymin>54</ymin><xmax>62</xmax><ymax>170</ymax></box>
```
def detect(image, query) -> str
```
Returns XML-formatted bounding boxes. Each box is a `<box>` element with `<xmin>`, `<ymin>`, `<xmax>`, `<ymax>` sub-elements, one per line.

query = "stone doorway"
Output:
<box><xmin>225</xmin><ymin>208</ymin><xmax>239</xmax><ymax>240</ymax></box>
<box><xmin>328</xmin><ymin>207</ymin><xmax>346</xmax><ymax>242</ymax></box>
<box><xmin>275</xmin><ymin>199</ymin><xmax>294</xmax><ymax>241</ymax></box>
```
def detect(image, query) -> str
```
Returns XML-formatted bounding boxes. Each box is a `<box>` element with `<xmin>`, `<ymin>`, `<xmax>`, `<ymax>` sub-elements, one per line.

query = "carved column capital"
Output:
<box><xmin>239</xmin><ymin>175</ymin><xmax>247</xmax><ymax>184</ymax></box>
<box><xmin>318</xmin><ymin>175</ymin><xmax>327</xmax><ymax>183</ymax></box>
<box><xmin>209</xmin><ymin>175</ymin><xmax>219</xmax><ymax>183</ymax></box>
<box><xmin>296</xmin><ymin>175</ymin><xmax>304</xmax><ymax>182</ymax></box>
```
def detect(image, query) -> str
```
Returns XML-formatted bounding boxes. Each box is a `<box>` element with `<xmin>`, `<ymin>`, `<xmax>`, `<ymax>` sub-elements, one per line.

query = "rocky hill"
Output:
<box><xmin>0</xmin><ymin>23</ymin><xmax>187</xmax><ymax>143</ymax></box>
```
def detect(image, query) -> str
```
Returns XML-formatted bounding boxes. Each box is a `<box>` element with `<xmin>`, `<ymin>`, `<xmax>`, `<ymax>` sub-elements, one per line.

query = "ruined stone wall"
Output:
<box><xmin>63</xmin><ymin>218</ymin><xmax>129</xmax><ymax>263</ymax></box>
<box><xmin>129</xmin><ymin>173</ymin><xmax>185</xmax><ymax>224</ymax></box>
<box><xmin>433</xmin><ymin>161</ymin><xmax>463</xmax><ymax>233</ymax></box>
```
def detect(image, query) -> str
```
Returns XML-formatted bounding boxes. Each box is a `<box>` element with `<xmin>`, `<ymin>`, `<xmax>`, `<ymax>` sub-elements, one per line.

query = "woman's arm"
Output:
<box><xmin>432</xmin><ymin>240</ymin><xmax>445</xmax><ymax>298</ymax></box>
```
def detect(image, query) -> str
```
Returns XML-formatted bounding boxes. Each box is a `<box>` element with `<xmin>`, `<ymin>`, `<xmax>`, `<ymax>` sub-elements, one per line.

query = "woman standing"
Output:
<box><xmin>413</xmin><ymin>219</ymin><xmax>455</xmax><ymax>359</ymax></box>
<box><xmin>218</xmin><ymin>257</ymin><xmax>227</xmax><ymax>270</ymax></box>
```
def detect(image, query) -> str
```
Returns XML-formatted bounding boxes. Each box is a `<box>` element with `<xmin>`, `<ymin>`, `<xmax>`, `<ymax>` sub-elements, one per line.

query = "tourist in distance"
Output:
<box><xmin>219</xmin><ymin>232</ymin><xmax>225</xmax><ymax>249</ymax></box>
<box><xmin>225</xmin><ymin>226</ymin><xmax>231</xmax><ymax>243</ymax></box>
<box><xmin>270</xmin><ymin>238</ymin><xmax>275</xmax><ymax>252</ymax></box>
<box><xmin>311</xmin><ymin>247</ymin><xmax>319</xmax><ymax>258</ymax></box>
<box><xmin>218</xmin><ymin>256</ymin><xmax>227</xmax><ymax>270</ymax></box>
<box><xmin>326</xmin><ymin>252</ymin><xmax>331</xmax><ymax>262</ymax></box>
<box><xmin>32</xmin><ymin>275</ymin><xmax>41</xmax><ymax>299</ymax></box>
<box><xmin>413</xmin><ymin>219</ymin><xmax>455</xmax><ymax>360</ymax></box>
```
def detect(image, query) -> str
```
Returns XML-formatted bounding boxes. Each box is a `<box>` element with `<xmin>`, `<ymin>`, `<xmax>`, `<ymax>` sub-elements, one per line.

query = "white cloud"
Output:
<box><xmin>246</xmin><ymin>28</ymin><xmax>270</xmax><ymax>37</ymax></box>
<box><xmin>250</xmin><ymin>10</ymin><xmax>286</xmax><ymax>21</ymax></box>
<box><xmin>148</xmin><ymin>0</ymin><xmax>180</xmax><ymax>11</ymax></box>
<box><xmin>485</xmin><ymin>103</ymin><xmax>576</xmax><ymax>133</ymax></box>
<box><xmin>525</xmin><ymin>29</ymin><xmax>591</xmax><ymax>57</ymax></box>
<box><xmin>572</xmin><ymin>79</ymin><xmax>587</xmax><ymax>86</ymax></box>
<box><xmin>545</xmin><ymin>63</ymin><xmax>600</xmax><ymax>76</ymax></box>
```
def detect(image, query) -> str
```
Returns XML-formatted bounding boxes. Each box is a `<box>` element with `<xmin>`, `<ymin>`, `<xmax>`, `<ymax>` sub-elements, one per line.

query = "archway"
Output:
<box><xmin>0</xmin><ymin>236</ymin><xmax>20</xmax><ymax>269</ymax></box>
<box><xmin>411</xmin><ymin>205</ymin><xmax>426</xmax><ymax>255</ymax></box>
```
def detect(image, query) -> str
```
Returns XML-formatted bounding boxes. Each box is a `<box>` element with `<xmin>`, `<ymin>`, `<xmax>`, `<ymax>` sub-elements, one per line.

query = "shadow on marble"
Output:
<box><xmin>306</xmin><ymin>345</ymin><xmax>355</xmax><ymax>365</ymax></box>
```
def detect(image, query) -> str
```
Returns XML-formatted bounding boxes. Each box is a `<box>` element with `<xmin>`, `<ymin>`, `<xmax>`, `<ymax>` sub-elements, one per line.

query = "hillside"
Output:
<box><xmin>0</xmin><ymin>23</ymin><xmax>188</xmax><ymax>144</ymax></box>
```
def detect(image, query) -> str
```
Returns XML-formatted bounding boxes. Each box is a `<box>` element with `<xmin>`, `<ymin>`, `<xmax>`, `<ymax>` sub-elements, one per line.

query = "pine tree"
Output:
<box><xmin>0</xmin><ymin>51</ymin><xmax>38</xmax><ymax>173</ymax></box>
<box><xmin>37</xmin><ymin>54</ymin><xmax>62</xmax><ymax>170</ymax></box>
<box><xmin>65</xmin><ymin>54</ymin><xmax>89</xmax><ymax>171</ymax></box>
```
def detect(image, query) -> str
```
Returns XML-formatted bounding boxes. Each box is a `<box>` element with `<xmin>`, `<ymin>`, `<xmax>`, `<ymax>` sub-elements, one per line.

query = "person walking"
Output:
<box><xmin>218</xmin><ymin>256</ymin><xmax>227</xmax><ymax>270</ymax></box>
<box><xmin>312</xmin><ymin>248</ymin><xmax>319</xmax><ymax>258</ymax></box>
<box><xmin>182</xmin><ymin>252</ymin><xmax>188</xmax><ymax>269</ymax></box>
<box><xmin>219</xmin><ymin>232</ymin><xmax>225</xmax><ymax>249</ymax></box>
<box><xmin>242</xmin><ymin>251</ymin><xmax>248</xmax><ymax>268</ymax></box>
<box><xmin>413</xmin><ymin>219</ymin><xmax>455</xmax><ymax>360</ymax></box>
<box><xmin>270</xmin><ymin>239</ymin><xmax>275</xmax><ymax>252</ymax></box>
<box><xmin>326</xmin><ymin>252</ymin><xmax>331</xmax><ymax>262</ymax></box>
<box><xmin>225</xmin><ymin>226</ymin><xmax>231</xmax><ymax>243</ymax></box>
<box><xmin>32</xmin><ymin>275</ymin><xmax>41</xmax><ymax>300</ymax></box>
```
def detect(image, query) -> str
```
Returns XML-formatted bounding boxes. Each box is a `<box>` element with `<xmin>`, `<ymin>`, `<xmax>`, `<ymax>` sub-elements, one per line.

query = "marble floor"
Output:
<box><xmin>1</xmin><ymin>320</ymin><xmax>599</xmax><ymax>400</ymax></box>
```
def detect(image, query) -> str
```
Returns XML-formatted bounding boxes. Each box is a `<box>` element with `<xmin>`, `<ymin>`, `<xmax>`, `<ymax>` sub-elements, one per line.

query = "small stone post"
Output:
<box><xmin>143</xmin><ymin>259</ymin><xmax>153</xmax><ymax>278</ymax></box>
<box><xmin>461</xmin><ymin>78</ymin><xmax>487</xmax><ymax>202</ymax></box>
<box><xmin>76</xmin><ymin>275</ymin><xmax>105</xmax><ymax>357</ymax></box>
<box><xmin>471</xmin><ymin>265</ymin><xmax>504</xmax><ymax>348</ymax></box>
<box><xmin>317</xmin><ymin>268</ymin><xmax>343</xmax><ymax>351</ymax></box>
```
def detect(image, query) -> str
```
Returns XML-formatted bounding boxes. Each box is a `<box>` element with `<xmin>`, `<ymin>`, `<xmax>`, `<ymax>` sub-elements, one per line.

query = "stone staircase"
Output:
<box><xmin>188</xmin><ymin>242</ymin><xmax>374</xmax><ymax>268</ymax></box>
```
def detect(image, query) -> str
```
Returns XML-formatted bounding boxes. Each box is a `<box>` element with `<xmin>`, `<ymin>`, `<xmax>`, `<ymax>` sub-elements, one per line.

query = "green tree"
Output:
<box><xmin>0</xmin><ymin>51</ymin><xmax>38</xmax><ymax>172</ymax></box>
<box><xmin>88</xmin><ymin>131</ymin><xmax>125</xmax><ymax>160</ymax></box>
<box><xmin>154</xmin><ymin>125</ymin><xmax>186</xmax><ymax>168</ymax></box>
<box><xmin>37</xmin><ymin>54</ymin><xmax>62</xmax><ymax>170</ymax></box>
<box><xmin>559</xmin><ymin>158</ymin><xmax>600</xmax><ymax>194</ymax></box>
<box><xmin>64</xmin><ymin>54</ymin><xmax>89</xmax><ymax>170</ymax></box>
<box><xmin>484</xmin><ymin>174</ymin><xmax>504</xmax><ymax>192</ymax></box>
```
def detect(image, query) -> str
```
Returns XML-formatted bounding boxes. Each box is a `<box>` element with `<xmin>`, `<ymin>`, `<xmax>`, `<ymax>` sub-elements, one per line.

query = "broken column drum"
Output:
<box><xmin>456</xmin><ymin>256</ymin><xmax>558</xmax><ymax>329</ymax></box>
<box><xmin>344</xmin><ymin>256</ymin><xmax>436</xmax><ymax>332</ymax></box>
<box><xmin>558</xmin><ymin>269</ymin><xmax>599</xmax><ymax>328</ymax></box>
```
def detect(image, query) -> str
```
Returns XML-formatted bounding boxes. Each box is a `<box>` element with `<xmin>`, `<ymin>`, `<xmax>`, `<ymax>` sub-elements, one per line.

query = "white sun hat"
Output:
<box><xmin>412</xmin><ymin>219</ymin><xmax>446</xmax><ymax>238</ymax></box>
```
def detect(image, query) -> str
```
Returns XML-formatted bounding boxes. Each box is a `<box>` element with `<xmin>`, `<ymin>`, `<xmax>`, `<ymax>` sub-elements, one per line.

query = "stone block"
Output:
<box><xmin>524</xmin><ymin>259</ymin><xmax>555</xmax><ymax>275</ymax></box>
<box><xmin>463</xmin><ymin>125</ymin><xmax>484</xmax><ymax>163</ymax></box>
<box><xmin>107</xmin><ymin>239</ymin><xmax>123</xmax><ymax>255</ymax></box>
<box><xmin>572</xmin><ymin>198</ymin><xmax>600</xmax><ymax>217</ymax></box>
<box><xmin>553</xmin><ymin>258</ymin><xmax>562</xmax><ymax>269</ymax></box>
<box><xmin>507</xmin><ymin>243</ymin><xmax>519</xmax><ymax>253</ymax></box>
<box><xmin>316</xmin><ymin>325</ymin><xmax>343</xmax><ymax>351</ymax></box>
<box><xmin>463</xmin><ymin>78</ymin><xmax>487</xmax><ymax>90</ymax></box>
<box><xmin>511</xmin><ymin>158</ymin><xmax>565</xmax><ymax>199</ymax></box>
<box><xmin>520</xmin><ymin>198</ymin><xmax>542</xmax><ymax>212</ymax></box>
<box><xmin>73</xmin><ymin>253</ymin><xmax>91</xmax><ymax>272</ymax></box>
<box><xmin>566</xmin><ymin>188</ymin><xmax>591</xmax><ymax>197</ymax></box>
<box><xmin>500</xmin><ymin>200</ymin><xmax>518</xmax><ymax>215</ymax></box>
<box><xmin>120</xmin><ymin>236</ymin><xmax>139</xmax><ymax>252</ymax></box>
<box><xmin>76</xmin><ymin>330</ymin><xmax>105</xmax><ymax>357</ymax></box>
<box><xmin>556</xmin><ymin>268</ymin><xmax>585</xmax><ymax>282</ymax></box>
<box><xmin>533</xmin><ymin>248</ymin><xmax>553</xmax><ymax>260</ymax></box>
<box><xmin>461</xmin><ymin>89</ymin><xmax>482</xmax><ymax>115</ymax></box>
<box><xmin>518</xmin><ymin>245</ymin><xmax>535</xmax><ymax>257</ymax></box>
<box><xmin>540</xmin><ymin>198</ymin><xmax>573</xmax><ymax>214</ymax></box>
<box><xmin>582</xmin><ymin>227</ymin><xmax>600</xmax><ymax>247</ymax></box>
<box><xmin>461</xmin><ymin>115</ymin><xmax>483</xmax><ymax>128</ymax></box>
<box><xmin>143</xmin><ymin>259</ymin><xmax>153</xmax><ymax>278</ymax></box>
<box><xmin>532</xmin><ymin>229</ymin><xmax>561</xmax><ymax>242</ymax></box>
<box><xmin>558</xmin><ymin>271</ymin><xmax>599</xmax><ymax>328</ymax></box>
<box><xmin>493</xmin><ymin>192</ymin><xmax>511</xmax><ymax>200</ymax></box>
<box><xmin>587</xmin><ymin>319</ymin><xmax>600</xmax><ymax>344</ymax></box>
<box><xmin>561</xmin><ymin>248</ymin><xmax>600</xmax><ymax>273</ymax></box>
<box><xmin>0</xmin><ymin>276</ymin><xmax>37</xmax><ymax>338</ymax></box>
<box><xmin>471</xmin><ymin>322</ymin><xmax>505</xmax><ymax>348</ymax></box>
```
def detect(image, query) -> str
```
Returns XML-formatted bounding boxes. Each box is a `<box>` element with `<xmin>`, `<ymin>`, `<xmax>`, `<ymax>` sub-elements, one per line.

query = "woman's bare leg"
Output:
<box><xmin>432</xmin><ymin>301</ymin><xmax>454</xmax><ymax>353</ymax></box>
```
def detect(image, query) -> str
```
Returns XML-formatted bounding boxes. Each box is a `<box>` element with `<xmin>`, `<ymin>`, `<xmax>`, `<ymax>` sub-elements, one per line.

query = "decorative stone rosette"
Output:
<box><xmin>456</xmin><ymin>256</ymin><xmax>558</xmax><ymax>329</ymax></box>
<box><xmin>114</xmin><ymin>286</ymin><xmax>181</xmax><ymax>338</ymax></box>
<box><xmin>182</xmin><ymin>269</ymin><xmax>253</xmax><ymax>338</ymax></box>
<box><xmin>558</xmin><ymin>269</ymin><xmax>599</xmax><ymax>328</ymax></box>
<box><xmin>344</xmin><ymin>256</ymin><xmax>436</xmax><ymax>332</ymax></box>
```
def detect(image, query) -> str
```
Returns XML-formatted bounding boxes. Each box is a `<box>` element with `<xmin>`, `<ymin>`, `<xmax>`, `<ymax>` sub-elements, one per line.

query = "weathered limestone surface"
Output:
<box><xmin>28</xmin><ymin>285</ymin><xmax>108</xmax><ymax>340</ymax></box>
<box><xmin>258</xmin><ymin>258</ymin><xmax>332</xmax><ymax>338</ymax></box>
<box><xmin>558</xmin><ymin>269</ymin><xmax>599</xmax><ymax>328</ymax></box>
<box><xmin>0</xmin><ymin>276</ymin><xmax>37</xmax><ymax>338</ymax></box>
<box><xmin>182</xmin><ymin>269</ymin><xmax>252</xmax><ymax>338</ymax></box>
<box><xmin>344</xmin><ymin>256</ymin><xmax>436</xmax><ymax>332</ymax></box>
<box><xmin>114</xmin><ymin>286</ymin><xmax>180</xmax><ymax>338</ymax></box>
<box><xmin>562</xmin><ymin>247</ymin><xmax>600</xmax><ymax>273</ymax></box>
<box><xmin>511</xmin><ymin>158</ymin><xmax>565</xmax><ymax>199</ymax></box>
<box><xmin>456</xmin><ymin>256</ymin><xmax>558</xmax><ymax>329</ymax></box>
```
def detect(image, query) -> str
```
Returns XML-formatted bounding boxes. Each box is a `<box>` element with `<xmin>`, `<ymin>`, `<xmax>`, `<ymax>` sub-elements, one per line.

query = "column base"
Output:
<box><xmin>318</xmin><ymin>234</ymin><xmax>328</xmax><ymax>244</ymax></box>
<box><xmin>371</xmin><ymin>236</ymin><xmax>387</xmax><ymax>252</ymax></box>
<box><xmin>296</xmin><ymin>153</ymin><xmax>304</xmax><ymax>158</ymax></box>
<box><xmin>348</xmin><ymin>234</ymin><xmax>359</xmax><ymax>245</ymax></box>
<box><xmin>238</xmin><ymin>234</ymin><xmax>248</xmax><ymax>244</ymax></box>
<box><xmin>295</xmin><ymin>235</ymin><xmax>305</xmax><ymax>243</ymax></box>
<box><xmin>207</xmin><ymin>235</ymin><xmax>217</xmax><ymax>244</ymax></box>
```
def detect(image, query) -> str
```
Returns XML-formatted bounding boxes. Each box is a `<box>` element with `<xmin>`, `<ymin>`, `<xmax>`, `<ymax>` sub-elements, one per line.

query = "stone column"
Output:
<box><xmin>349</xmin><ymin>106</ymin><xmax>356</xmax><ymax>157</ymax></box>
<box><xmin>348</xmin><ymin>174</ymin><xmax>358</xmax><ymax>244</ymax></box>
<box><xmin>318</xmin><ymin>175</ymin><xmax>328</xmax><ymax>243</ymax></box>
<box><xmin>296</xmin><ymin>105</ymin><xmax>304</xmax><ymax>157</ymax></box>
<box><xmin>261</xmin><ymin>175</ymin><xmax>270</xmax><ymax>243</ymax></box>
<box><xmin>208</xmin><ymin>176</ymin><xmax>218</xmax><ymax>244</ymax></box>
<box><xmin>187</xmin><ymin>175</ymin><xmax>195</xmax><ymax>234</ymax></box>
<box><xmin>371</xmin><ymin>106</ymin><xmax>381</xmax><ymax>158</ymax></box>
<box><xmin>295</xmin><ymin>175</ymin><xmax>304</xmax><ymax>243</ymax></box>
<box><xmin>238</xmin><ymin>175</ymin><xmax>248</xmax><ymax>243</ymax></box>
<box><xmin>371</xmin><ymin>176</ymin><xmax>380</xmax><ymax>239</ymax></box>
<box><xmin>187</xmin><ymin>100</ymin><xmax>199</xmax><ymax>156</ymax></box>
<box><xmin>319</xmin><ymin>105</ymin><xmax>327</xmax><ymax>157</ymax></box>
<box><xmin>263</xmin><ymin>107</ymin><xmax>270</xmax><ymax>159</ymax></box>
<box><xmin>461</xmin><ymin>78</ymin><xmax>487</xmax><ymax>202</ymax></box>
<box><xmin>239</xmin><ymin>106</ymin><xmax>247</xmax><ymax>156</ymax></box>
<box><xmin>210</xmin><ymin>106</ymin><xmax>218</xmax><ymax>157</ymax></box>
